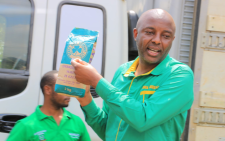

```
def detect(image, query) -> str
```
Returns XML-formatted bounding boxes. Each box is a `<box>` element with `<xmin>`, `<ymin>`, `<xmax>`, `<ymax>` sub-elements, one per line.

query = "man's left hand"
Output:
<box><xmin>71</xmin><ymin>58</ymin><xmax>102</xmax><ymax>88</ymax></box>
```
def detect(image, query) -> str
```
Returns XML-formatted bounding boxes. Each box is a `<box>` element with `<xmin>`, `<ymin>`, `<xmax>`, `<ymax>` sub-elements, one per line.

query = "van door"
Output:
<box><xmin>0</xmin><ymin>0</ymin><xmax>47</xmax><ymax>140</ymax></box>
<box><xmin>40</xmin><ymin>0</ymin><xmax>128</xmax><ymax>140</ymax></box>
<box><xmin>40</xmin><ymin>0</ymin><xmax>106</xmax><ymax>140</ymax></box>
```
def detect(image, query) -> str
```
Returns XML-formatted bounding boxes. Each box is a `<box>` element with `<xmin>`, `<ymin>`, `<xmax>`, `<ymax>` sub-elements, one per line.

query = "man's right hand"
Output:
<box><xmin>75</xmin><ymin>85</ymin><xmax>93</xmax><ymax>107</ymax></box>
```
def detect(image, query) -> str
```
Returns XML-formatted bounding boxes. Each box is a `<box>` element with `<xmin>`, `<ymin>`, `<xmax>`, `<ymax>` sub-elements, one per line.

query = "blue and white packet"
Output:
<box><xmin>55</xmin><ymin>28</ymin><xmax>99</xmax><ymax>97</ymax></box>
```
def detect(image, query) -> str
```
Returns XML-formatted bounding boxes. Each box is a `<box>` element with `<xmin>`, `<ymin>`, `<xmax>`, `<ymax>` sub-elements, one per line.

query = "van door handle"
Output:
<box><xmin>0</xmin><ymin>114</ymin><xmax>27</xmax><ymax>133</ymax></box>
<box><xmin>0</xmin><ymin>121</ymin><xmax>15</xmax><ymax>133</ymax></box>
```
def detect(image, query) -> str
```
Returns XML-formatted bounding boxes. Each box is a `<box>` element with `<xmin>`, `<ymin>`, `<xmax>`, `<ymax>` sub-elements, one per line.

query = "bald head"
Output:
<box><xmin>133</xmin><ymin>9</ymin><xmax>176</xmax><ymax>65</ymax></box>
<box><xmin>136</xmin><ymin>9</ymin><xmax>176</xmax><ymax>33</ymax></box>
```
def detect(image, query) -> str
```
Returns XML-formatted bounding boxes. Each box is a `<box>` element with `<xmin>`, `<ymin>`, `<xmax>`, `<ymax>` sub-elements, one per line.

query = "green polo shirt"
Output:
<box><xmin>7</xmin><ymin>106</ymin><xmax>90</xmax><ymax>141</ymax></box>
<box><xmin>82</xmin><ymin>55</ymin><xmax>194</xmax><ymax>141</ymax></box>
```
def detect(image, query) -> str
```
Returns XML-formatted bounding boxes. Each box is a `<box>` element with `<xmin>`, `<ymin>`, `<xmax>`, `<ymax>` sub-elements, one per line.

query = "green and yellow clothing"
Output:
<box><xmin>7</xmin><ymin>106</ymin><xmax>90</xmax><ymax>141</ymax></box>
<box><xmin>82</xmin><ymin>55</ymin><xmax>194</xmax><ymax>141</ymax></box>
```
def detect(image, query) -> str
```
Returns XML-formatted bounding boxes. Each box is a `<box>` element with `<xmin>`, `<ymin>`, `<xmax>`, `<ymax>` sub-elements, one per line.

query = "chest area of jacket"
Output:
<box><xmin>113</xmin><ymin>74</ymin><xmax>167</xmax><ymax>100</ymax></box>
<box><xmin>27</xmin><ymin>119</ymin><xmax>82</xmax><ymax>141</ymax></box>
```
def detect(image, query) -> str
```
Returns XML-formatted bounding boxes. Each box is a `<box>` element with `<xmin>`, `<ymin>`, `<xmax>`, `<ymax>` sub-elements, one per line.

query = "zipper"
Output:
<box><xmin>114</xmin><ymin>69</ymin><xmax>154</xmax><ymax>141</ymax></box>
<box><xmin>115</xmin><ymin>77</ymin><xmax>136</xmax><ymax>141</ymax></box>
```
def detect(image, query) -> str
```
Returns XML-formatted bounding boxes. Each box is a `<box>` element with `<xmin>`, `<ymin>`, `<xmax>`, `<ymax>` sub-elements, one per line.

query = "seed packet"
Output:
<box><xmin>55</xmin><ymin>28</ymin><xmax>99</xmax><ymax>97</ymax></box>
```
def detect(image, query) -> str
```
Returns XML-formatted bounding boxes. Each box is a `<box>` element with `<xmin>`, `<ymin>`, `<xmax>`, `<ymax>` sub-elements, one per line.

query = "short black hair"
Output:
<box><xmin>40</xmin><ymin>70</ymin><xmax>58</xmax><ymax>94</ymax></box>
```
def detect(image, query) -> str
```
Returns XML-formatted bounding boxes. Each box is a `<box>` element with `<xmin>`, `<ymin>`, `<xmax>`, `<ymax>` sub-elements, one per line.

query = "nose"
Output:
<box><xmin>65</xmin><ymin>96</ymin><xmax>70</xmax><ymax>99</ymax></box>
<box><xmin>151</xmin><ymin>33</ymin><xmax>161</xmax><ymax>45</ymax></box>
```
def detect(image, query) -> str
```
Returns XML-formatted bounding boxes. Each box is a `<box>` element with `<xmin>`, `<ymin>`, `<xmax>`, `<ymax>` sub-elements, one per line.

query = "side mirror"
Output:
<box><xmin>128</xmin><ymin>11</ymin><xmax>139</xmax><ymax>61</ymax></box>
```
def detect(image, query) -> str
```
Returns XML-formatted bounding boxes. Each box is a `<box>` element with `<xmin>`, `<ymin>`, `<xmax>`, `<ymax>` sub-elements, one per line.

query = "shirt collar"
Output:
<box><xmin>36</xmin><ymin>105</ymin><xmax>71</xmax><ymax>120</ymax></box>
<box><xmin>151</xmin><ymin>55</ymin><xmax>171</xmax><ymax>75</ymax></box>
<box><xmin>62</xmin><ymin>109</ymin><xmax>71</xmax><ymax>119</ymax></box>
<box><xmin>123</xmin><ymin>57</ymin><xmax>139</xmax><ymax>77</ymax></box>
<box><xmin>123</xmin><ymin>55</ymin><xmax>171</xmax><ymax>77</ymax></box>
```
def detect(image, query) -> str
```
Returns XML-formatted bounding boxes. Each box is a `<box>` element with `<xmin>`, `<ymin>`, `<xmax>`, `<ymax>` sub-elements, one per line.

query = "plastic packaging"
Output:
<box><xmin>55</xmin><ymin>28</ymin><xmax>99</xmax><ymax>97</ymax></box>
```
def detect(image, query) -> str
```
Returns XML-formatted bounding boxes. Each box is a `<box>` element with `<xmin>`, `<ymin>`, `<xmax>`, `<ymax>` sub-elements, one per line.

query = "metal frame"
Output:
<box><xmin>188</xmin><ymin>0</ymin><xmax>209</xmax><ymax>140</ymax></box>
<box><xmin>181</xmin><ymin>0</ymin><xmax>202</xmax><ymax>141</ymax></box>
<box><xmin>53</xmin><ymin>1</ymin><xmax>107</xmax><ymax>77</ymax></box>
<box><xmin>26</xmin><ymin>0</ymin><xmax>35</xmax><ymax>72</ymax></box>
<box><xmin>190</xmin><ymin>0</ymin><xmax>201</xmax><ymax>71</ymax></box>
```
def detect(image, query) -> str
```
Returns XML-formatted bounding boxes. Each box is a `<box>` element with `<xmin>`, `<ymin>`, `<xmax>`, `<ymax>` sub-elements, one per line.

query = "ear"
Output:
<box><xmin>43</xmin><ymin>85</ymin><xmax>53</xmax><ymax>96</ymax></box>
<box><xmin>133</xmin><ymin>28</ymin><xmax>138</xmax><ymax>41</ymax></box>
<box><xmin>173</xmin><ymin>36</ymin><xmax>175</xmax><ymax>41</ymax></box>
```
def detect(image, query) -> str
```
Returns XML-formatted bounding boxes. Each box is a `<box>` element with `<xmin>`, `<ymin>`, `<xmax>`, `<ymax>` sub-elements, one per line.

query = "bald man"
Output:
<box><xmin>71</xmin><ymin>9</ymin><xmax>194</xmax><ymax>141</ymax></box>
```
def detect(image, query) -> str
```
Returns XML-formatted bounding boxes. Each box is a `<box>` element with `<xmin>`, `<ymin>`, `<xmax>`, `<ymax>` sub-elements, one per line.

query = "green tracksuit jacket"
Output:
<box><xmin>82</xmin><ymin>55</ymin><xmax>194</xmax><ymax>141</ymax></box>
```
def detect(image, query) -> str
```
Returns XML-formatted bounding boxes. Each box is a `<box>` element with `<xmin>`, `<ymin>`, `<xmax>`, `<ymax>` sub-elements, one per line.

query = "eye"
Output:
<box><xmin>162</xmin><ymin>35</ymin><xmax>170</xmax><ymax>38</ymax></box>
<box><xmin>145</xmin><ymin>31</ymin><xmax>154</xmax><ymax>35</ymax></box>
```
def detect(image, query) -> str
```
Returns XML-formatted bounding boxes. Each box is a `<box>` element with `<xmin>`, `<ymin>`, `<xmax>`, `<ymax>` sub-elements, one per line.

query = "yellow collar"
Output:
<box><xmin>124</xmin><ymin>58</ymin><xmax>154</xmax><ymax>77</ymax></box>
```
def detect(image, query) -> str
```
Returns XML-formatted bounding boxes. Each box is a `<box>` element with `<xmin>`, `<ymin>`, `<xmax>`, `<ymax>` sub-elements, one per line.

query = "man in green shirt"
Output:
<box><xmin>7</xmin><ymin>71</ymin><xmax>91</xmax><ymax>141</ymax></box>
<box><xmin>71</xmin><ymin>9</ymin><xmax>194</xmax><ymax>141</ymax></box>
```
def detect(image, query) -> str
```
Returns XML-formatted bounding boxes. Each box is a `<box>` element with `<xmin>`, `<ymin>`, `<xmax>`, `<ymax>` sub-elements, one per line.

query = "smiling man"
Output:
<box><xmin>7</xmin><ymin>71</ymin><xmax>90</xmax><ymax>141</ymax></box>
<box><xmin>71</xmin><ymin>9</ymin><xmax>194</xmax><ymax>141</ymax></box>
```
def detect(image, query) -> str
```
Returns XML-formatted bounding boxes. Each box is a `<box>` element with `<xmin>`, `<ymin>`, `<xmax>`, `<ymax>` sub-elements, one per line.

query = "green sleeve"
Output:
<box><xmin>81</xmin><ymin>66</ymin><xmax>122</xmax><ymax>140</ymax></box>
<box><xmin>81</xmin><ymin>99</ymin><xmax>108</xmax><ymax>140</ymax></box>
<box><xmin>6</xmin><ymin>121</ymin><xmax>28</xmax><ymax>141</ymax></box>
<box><xmin>95</xmin><ymin>67</ymin><xmax>194</xmax><ymax>132</ymax></box>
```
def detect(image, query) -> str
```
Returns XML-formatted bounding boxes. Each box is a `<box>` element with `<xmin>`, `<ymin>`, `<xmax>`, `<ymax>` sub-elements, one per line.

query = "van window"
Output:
<box><xmin>0</xmin><ymin>0</ymin><xmax>33</xmax><ymax>99</ymax></box>
<box><xmin>53</xmin><ymin>2</ymin><xmax>106</xmax><ymax>98</ymax></box>
<box><xmin>0</xmin><ymin>0</ymin><xmax>32</xmax><ymax>71</ymax></box>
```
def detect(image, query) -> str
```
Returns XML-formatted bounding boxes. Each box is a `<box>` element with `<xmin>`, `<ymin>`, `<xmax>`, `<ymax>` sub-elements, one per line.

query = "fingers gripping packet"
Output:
<box><xmin>55</xmin><ymin>28</ymin><xmax>99</xmax><ymax>97</ymax></box>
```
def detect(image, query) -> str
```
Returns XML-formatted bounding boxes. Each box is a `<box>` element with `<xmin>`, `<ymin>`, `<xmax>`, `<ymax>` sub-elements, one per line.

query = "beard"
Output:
<box><xmin>50</xmin><ymin>95</ymin><xmax>69</xmax><ymax>110</ymax></box>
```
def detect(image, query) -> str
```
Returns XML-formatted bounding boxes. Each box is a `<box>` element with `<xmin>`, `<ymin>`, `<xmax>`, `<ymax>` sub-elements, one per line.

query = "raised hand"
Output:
<box><xmin>71</xmin><ymin>58</ymin><xmax>102</xmax><ymax>88</ymax></box>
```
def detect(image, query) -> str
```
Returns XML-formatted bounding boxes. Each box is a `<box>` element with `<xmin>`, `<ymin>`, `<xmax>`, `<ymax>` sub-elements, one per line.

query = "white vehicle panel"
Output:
<box><xmin>0</xmin><ymin>0</ymin><xmax>47</xmax><ymax>140</ymax></box>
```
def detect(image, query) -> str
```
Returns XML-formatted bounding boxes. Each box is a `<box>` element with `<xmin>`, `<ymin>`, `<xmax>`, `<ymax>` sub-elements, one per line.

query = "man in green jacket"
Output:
<box><xmin>71</xmin><ymin>9</ymin><xmax>194</xmax><ymax>141</ymax></box>
<box><xmin>7</xmin><ymin>71</ymin><xmax>91</xmax><ymax>141</ymax></box>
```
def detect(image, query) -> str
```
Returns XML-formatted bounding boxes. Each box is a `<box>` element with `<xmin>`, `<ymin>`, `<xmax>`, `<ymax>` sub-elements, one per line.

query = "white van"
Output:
<box><xmin>1</xmin><ymin>0</ymin><xmax>225</xmax><ymax>141</ymax></box>
<box><xmin>0</xmin><ymin>0</ymin><xmax>127</xmax><ymax>140</ymax></box>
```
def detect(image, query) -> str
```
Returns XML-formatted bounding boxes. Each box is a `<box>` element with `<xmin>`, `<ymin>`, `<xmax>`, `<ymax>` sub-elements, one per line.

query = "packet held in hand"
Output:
<box><xmin>55</xmin><ymin>28</ymin><xmax>99</xmax><ymax>97</ymax></box>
